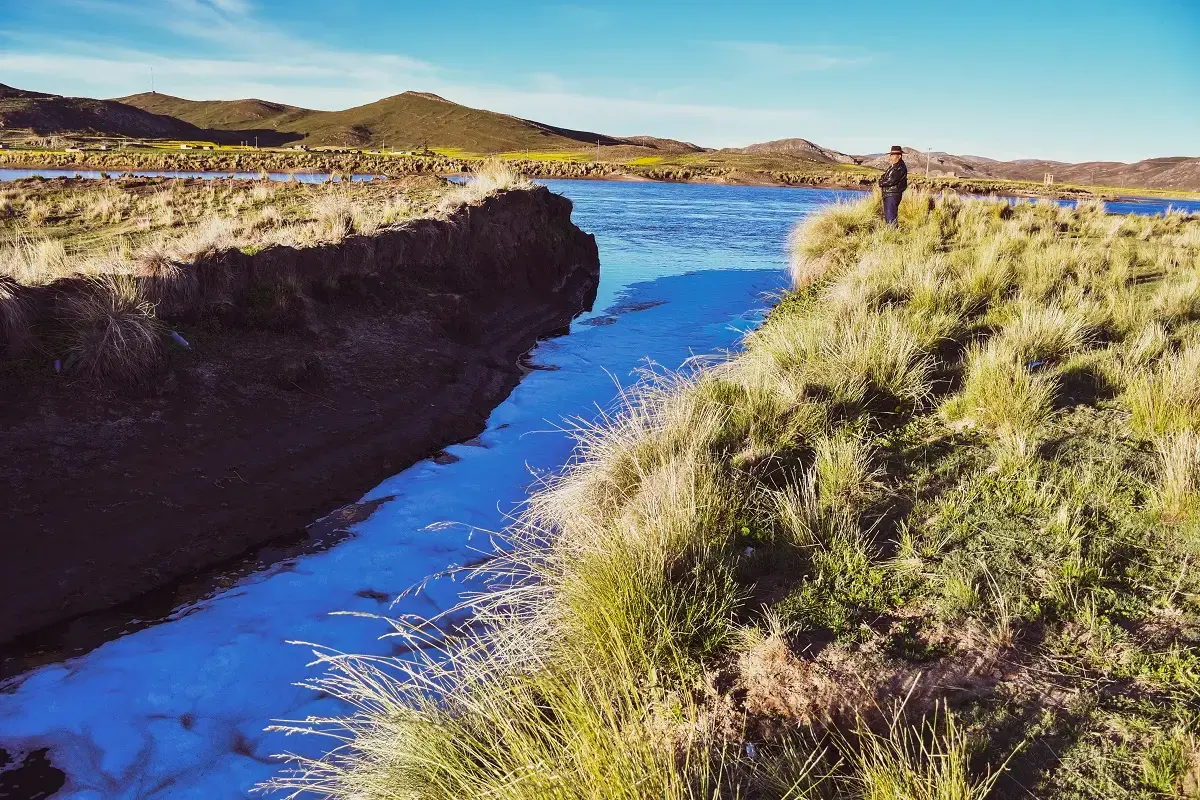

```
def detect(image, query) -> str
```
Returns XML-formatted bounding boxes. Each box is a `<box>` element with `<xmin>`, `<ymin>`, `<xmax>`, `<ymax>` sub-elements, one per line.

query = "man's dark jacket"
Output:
<box><xmin>879</xmin><ymin>159</ymin><xmax>908</xmax><ymax>196</ymax></box>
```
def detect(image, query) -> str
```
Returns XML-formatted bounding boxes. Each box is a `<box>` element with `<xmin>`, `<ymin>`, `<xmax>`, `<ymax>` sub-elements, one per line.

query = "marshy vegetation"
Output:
<box><xmin>2</xmin><ymin>145</ymin><xmax>1133</xmax><ymax>200</ymax></box>
<box><xmin>0</xmin><ymin>174</ymin><xmax>446</xmax><ymax>281</ymax></box>
<box><xmin>0</xmin><ymin>161</ymin><xmax>530</xmax><ymax>383</ymax></box>
<box><xmin>266</xmin><ymin>194</ymin><xmax>1200</xmax><ymax>798</ymax></box>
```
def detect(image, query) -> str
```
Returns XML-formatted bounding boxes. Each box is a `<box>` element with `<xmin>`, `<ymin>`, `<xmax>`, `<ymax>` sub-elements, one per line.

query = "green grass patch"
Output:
<box><xmin>264</xmin><ymin>193</ymin><xmax>1200</xmax><ymax>799</ymax></box>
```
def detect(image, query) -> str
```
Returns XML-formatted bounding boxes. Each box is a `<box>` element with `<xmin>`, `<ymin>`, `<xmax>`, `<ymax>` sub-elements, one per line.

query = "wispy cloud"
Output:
<box><xmin>0</xmin><ymin>0</ymin><xmax>830</xmax><ymax>147</ymax></box>
<box><xmin>716</xmin><ymin>41</ymin><xmax>872</xmax><ymax>73</ymax></box>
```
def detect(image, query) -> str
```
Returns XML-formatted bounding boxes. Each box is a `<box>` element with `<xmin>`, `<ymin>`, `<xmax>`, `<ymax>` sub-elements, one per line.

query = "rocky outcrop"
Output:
<box><xmin>0</xmin><ymin>186</ymin><xmax>599</xmax><ymax>651</ymax></box>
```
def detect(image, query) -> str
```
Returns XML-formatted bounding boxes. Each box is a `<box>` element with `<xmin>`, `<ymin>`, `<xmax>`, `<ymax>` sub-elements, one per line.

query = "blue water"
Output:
<box><xmin>997</xmin><ymin>194</ymin><xmax>1200</xmax><ymax>216</ymax></box>
<box><xmin>0</xmin><ymin>180</ymin><xmax>849</xmax><ymax>798</ymax></box>
<box><xmin>1086</xmin><ymin>196</ymin><xmax>1200</xmax><ymax>215</ymax></box>
<box><xmin>543</xmin><ymin>180</ymin><xmax>864</xmax><ymax>315</ymax></box>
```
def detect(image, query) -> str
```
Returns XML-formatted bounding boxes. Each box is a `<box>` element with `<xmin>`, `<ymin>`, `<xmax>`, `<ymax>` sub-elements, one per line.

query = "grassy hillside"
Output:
<box><xmin>266</xmin><ymin>194</ymin><xmax>1200</xmax><ymax>799</ymax></box>
<box><xmin>732</xmin><ymin>137</ymin><xmax>857</xmax><ymax>164</ymax></box>
<box><xmin>117</xmin><ymin>91</ymin><xmax>310</xmax><ymax>132</ymax></box>
<box><xmin>0</xmin><ymin>84</ymin><xmax>207</xmax><ymax>141</ymax></box>
<box><xmin>118</xmin><ymin>90</ymin><xmax>624</xmax><ymax>152</ymax></box>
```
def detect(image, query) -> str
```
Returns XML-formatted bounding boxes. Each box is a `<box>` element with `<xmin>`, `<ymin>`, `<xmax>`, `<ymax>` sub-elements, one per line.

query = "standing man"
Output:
<box><xmin>879</xmin><ymin>145</ymin><xmax>908</xmax><ymax>226</ymax></box>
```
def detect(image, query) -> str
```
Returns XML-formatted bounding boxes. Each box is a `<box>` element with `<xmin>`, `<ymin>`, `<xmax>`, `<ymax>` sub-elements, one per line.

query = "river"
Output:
<box><xmin>0</xmin><ymin>180</ymin><xmax>867</xmax><ymax>798</ymax></box>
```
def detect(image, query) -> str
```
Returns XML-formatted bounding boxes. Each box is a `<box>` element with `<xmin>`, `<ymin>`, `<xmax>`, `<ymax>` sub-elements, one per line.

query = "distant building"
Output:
<box><xmin>180</xmin><ymin>144</ymin><xmax>192</xmax><ymax>150</ymax></box>
<box><xmin>65</xmin><ymin>146</ymin><xmax>83</xmax><ymax>153</ymax></box>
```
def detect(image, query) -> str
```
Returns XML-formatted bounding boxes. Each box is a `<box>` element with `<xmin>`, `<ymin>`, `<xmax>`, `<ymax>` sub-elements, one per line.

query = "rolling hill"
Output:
<box><xmin>0</xmin><ymin>83</ymin><xmax>209</xmax><ymax>141</ymax></box>
<box><xmin>726</xmin><ymin>137</ymin><xmax>856</xmax><ymax>164</ymax></box>
<box><xmin>117</xmin><ymin>91</ymin><xmax>309</xmax><ymax>132</ymax></box>
<box><xmin>118</xmin><ymin>90</ymin><xmax>625</xmax><ymax>152</ymax></box>
<box><xmin>857</xmin><ymin>146</ymin><xmax>1200</xmax><ymax>191</ymax></box>
<box><xmin>4</xmin><ymin>82</ymin><xmax>1197</xmax><ymax>191</ymax></box>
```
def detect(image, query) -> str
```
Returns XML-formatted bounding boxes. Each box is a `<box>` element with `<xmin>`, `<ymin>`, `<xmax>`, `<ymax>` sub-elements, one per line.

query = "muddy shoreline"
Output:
<box><xmin>0</xmin><ymin>186</ymin><xmax>599</xmax><ymax>650</ymax></box>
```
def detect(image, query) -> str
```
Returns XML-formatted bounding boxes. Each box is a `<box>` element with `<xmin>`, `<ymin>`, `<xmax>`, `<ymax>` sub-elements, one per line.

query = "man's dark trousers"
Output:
<box><xmin>883</xmin><ymin>193</ymin><xmax>901</xmax><ymax>226</ymax></box>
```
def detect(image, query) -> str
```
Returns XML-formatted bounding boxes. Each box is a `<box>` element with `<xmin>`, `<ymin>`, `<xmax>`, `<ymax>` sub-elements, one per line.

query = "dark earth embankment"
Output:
<box><xmin>0</xmin><ymin>186</ymin><xmax>599</xmax><ymax>648</ymax></box>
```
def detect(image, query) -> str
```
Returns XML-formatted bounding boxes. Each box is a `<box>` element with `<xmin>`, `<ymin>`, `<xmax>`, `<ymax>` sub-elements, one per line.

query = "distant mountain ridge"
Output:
<box><xmin>2</xmin><ymin>83</ymin><xmax>1196</xmax><ymax>191</ymax></box>
<box><xmin>726</xmin><ymin>137</ymin><xmax>857</xmax><ymax>164</ymax></box>
<box><xmin>857</xmin><ymin>146</ymin><xmax>1200</xmax><ymax>192</ymax></box>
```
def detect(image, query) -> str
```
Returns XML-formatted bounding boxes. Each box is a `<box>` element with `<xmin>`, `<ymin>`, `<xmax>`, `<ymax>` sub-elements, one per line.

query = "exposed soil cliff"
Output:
<box><xmin>0</xmin><ymin>186</ymin><xmax>599</xmax><ymax>648</ymax></box>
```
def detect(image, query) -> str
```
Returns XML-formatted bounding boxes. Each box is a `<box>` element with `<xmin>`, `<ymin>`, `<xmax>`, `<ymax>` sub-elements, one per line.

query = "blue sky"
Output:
<box><xmin>1</xmin><ymin>0</ymin><xmax>1197</xmax><ymax>162</ymax></box>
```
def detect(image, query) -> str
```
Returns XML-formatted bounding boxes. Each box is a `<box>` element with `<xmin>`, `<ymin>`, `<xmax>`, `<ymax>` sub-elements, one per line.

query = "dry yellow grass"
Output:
<box><xmin>0</xmin><ymin>174</ymin><xmax>463</xmax><ymax>287</ymax></box>
<box><xmin>0</xmin><ymin>168</ymin><xmax>532</xmax><ymax>383</ymax></box>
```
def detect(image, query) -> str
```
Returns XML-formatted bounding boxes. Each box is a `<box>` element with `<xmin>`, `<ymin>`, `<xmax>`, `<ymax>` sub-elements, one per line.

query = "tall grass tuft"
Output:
<box><xmin>845</xmin><ymin>705</ymin><xmax>1003</xmax><ymax>800</ymax></box>
<box><xmin>1155</xmin><ymin>430</ymin><xmax>1200</xmax><ymax>521</ymax></box>
<box><xmin>309</xmin><ymin>193</ymin><xmax>356</xmax><ymax>241</ymax></box>
<box><xmin>1</xmin><ymin>237</ymin><xmax>71</xmax><ymax>284</ymax></box>
<box><xmin>1125</xmin><ymin>344</ymin><xmax>1200</xmax><ymax>437</ymax></box>
<box><xmin>0</xmin><ymin>275</ymin><xmax>34</xmax><ymax>356</ymax></box>
<box><xmin>943</xmin><ymin>339</ymin><xmax>1057</xmax><ymax>448</ymax></box>
<box><xmin>788</xmin><ymin>198</ymin><xmax>880</xmax><ymax>287</ymax></box>
<box><xmin>58</xmin><ymin>275</ymin><xmax>164</xmax><ymax>385</ymax></box>
<box><xmin>437</xmin><ymin>158</ymin><xmax>533</xmax><ymax>213</ymax></box>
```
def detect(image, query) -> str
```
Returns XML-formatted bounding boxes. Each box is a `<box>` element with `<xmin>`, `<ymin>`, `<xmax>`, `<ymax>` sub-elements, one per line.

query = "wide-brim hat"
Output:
<box><xmin>889</xmin><ymin>145</ymin><xmax>904</xmax><ymax>155</ymax></box>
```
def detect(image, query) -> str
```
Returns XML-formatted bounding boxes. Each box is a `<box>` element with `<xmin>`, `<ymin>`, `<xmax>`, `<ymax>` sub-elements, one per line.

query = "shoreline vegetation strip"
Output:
<box><xmin>6</xmin><ymin>148</ymin><xmax>1195</xmax><ymax>202</ymax></box>
<box><xmin>0</xmin><ymin>161</ymin><xmax>529</xmax><ymax>384</ymax></box>
<box><xmin>264</xmin><ymin>192</ymin><xmax>1200</xmax><ymax>799</ymax></box>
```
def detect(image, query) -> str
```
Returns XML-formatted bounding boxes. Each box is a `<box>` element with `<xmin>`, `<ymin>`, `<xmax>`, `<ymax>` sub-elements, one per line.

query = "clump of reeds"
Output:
<box><xmin>0</xmin><ymin>275</ymin><xmax>34</xmax><ymax>356</ymax></box>
<box><xmin>1</xmin><ymin>236</ymin><xmax>71</xmax><ymax>284</ymax></box>
<box><xmin>437</xmin><ymin>158</ymin><xmax>533</xmax><ymax>213</ymax></box>
<box><xmin>58</xmin><ymin>275</ymin><xmax>164</xmax><ymax>385</ymax></box>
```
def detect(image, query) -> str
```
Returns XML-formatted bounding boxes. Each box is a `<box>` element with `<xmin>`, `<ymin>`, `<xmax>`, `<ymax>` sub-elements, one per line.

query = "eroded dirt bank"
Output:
<box><xmin>0</xmin><ymin>186</ymin><xmax>599</xmax><ymax>647</ymax></box>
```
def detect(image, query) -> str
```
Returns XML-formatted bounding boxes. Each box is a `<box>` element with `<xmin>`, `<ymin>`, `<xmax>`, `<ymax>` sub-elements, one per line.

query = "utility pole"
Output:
<box><xmin>596</xmin><ymin>139</ymin><xmax>601</xmax><ymax>162</ymax></box>
<box><xmin>926</xmin><ymin>148</ymin><xmax>931</xmax><ymax>179</ymax></box>
<box><xmin>255</xmin><ymin>135</ymin><xmax>258</xmax><ymax>149</ymax></box>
